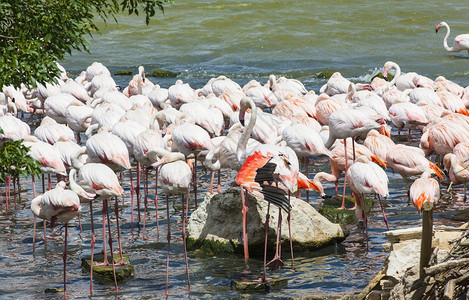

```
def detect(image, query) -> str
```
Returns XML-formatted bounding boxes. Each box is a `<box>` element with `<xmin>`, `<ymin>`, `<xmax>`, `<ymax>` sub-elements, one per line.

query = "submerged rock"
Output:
<box><xmin>81</xmin><ymin>253</ymin><xmax>134</xmax><ymax>283</ymax></box>
<box><xmin>319</xmin><ymin>195</ymin><xmax>373</xmax><ymax>225</ymax></box>
<box><xmin>187</xmin><ymin>189</ymin><xmax>348</xmax><ymax>256</ymax></box>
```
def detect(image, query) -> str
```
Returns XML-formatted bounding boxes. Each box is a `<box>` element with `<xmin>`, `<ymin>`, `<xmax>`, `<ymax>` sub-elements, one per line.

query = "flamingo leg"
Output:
<box><xmin>5</xmin><ymin>175</ymin><xmax>10</xmax><ymax>211</ymax></box>
<box><xmin>13</xmin><ymin>177</ymin><xmax>17</xmax><ymax>210</ymax></box>
<box><xmin>181</xmin><ymin>192</ymin><xmax>191</xmax><ymax>292</ymax></box>
<box><xmin>266</xmin><ymin>207</ymin><xmax>284</xmax><ymax>269</ymax></box>
<box><xmin>105</xmin><ymin>198</ymin><xmax>119</xmax><ymax>292</ymax></box>
<box><xmin>287</xmin><ymin>192</ymin><xmax>294</xmax><ymax>269</ymax></box>
<box><xmin>338</xmin><ymin>138</ymin><xmax>349</xmax><ymax>210</ymax></box>
<box><xmin>209</xmin><ymin>172</ymin><xmax>215</xmax><ymax>194</ymax></box>
<box><xmin>136</xmin><ymin>162</ymin><xmax>142</xmax><ymax>224</ymax></box>
<box><xmin>33</xmin><ymin>215</ymin><xmax>37</xmax><ymax>253</ymax></box>
<box><xmin>154</xmin><ymin>168</ymin><xmax>160</xmax><ymax>240</ymax></box>
<box><xmin>463</xmin><ymin>184</ymin><xmax>467</xmax><ymax>203</ymax></box>
<box><xmin>142</xmin><ymin>168</ymin><xmax>148</xmax><ymax>239</ymax></box>
<box><xmin>193</xmin><ymin>156</ymin><xmax>198</xmax><ymax>209</ymax></box>
<box><xmin>63</xmin><ymin>223</ymin><xmax>68</xmax><ymax>300</ymax></box>
<box><xmin>114</xmin><ymin>197</ymin><xmax>125</xmax><ymax>264</ymax></box>
<box><xmin>129</xmin><ymin>169</ymin><xmax>135</xmax><ymax>225</ymax></box>
<box><xmin>94</xmin><ymin>202</ymin><xmax>108</xmax><ymax>266</ymax></box>
<box><xmin>165</xmin><ymin>194</ymin><xmax>171</xmax><ymax>296</ymax></box>
<box><xmin>240</xmin><ymin>186</ymin><xmax>250</xmax><ymax>262</ymax></box>
<box><xmin>89</xmin><ymin>201</ymin><xmax>95</xmax><ymax>294</ymax></box>
<box><xmin>261</xmin><ymin>202</ymin><xmax>271</xmax><ymax>282</ymax></box>
<box><xmin>378</xmin><ymin>195</ymin><xmax>390</xmax><ymax>230</ymax></box>
<box><xmin>305</xmin><ymin>157</ymin><xmax>309</xmax><ymax>203</ymax></box>
<box><xmin>217</xmin><ymin>170</ymin><xmax>222</xmax><ymax>194</ymax></box>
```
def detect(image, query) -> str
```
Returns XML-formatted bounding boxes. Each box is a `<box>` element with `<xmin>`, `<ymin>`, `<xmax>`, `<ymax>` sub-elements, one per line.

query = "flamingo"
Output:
<box><xmin>314</xmin><ymin>93</ymin><xmax>347</xmax><ymax>125</ymax></box>
<box><xmin>147</xmin><ymin>148</ymin><xmax>192</xmax><ymax>295</ymax></box>
<box><xmin>123</xmin><ymin>66</ymin><xmax>155</xmax><ymax>97</ymax></box>
<box><xmin>382</xmin><ymin>61</ymin><xmax>417</xmax><ymax>91</ymax></box>
<box><xmin>235</xmin><ymin>97</ymin><xmax>320</xmax><ymax>275</ymax></box>
<box><xmin>168</xmin><ymin>80</ymin><xmax>197</xmax><ymax>109</ymax></box>
<box><xmin>268</xmin><ymin>75</ymin><xmax>307</xmax><ymax>95</ymax></box>
<box><xmin>148</xmin><ymin>85</ymin><xmax>170</xmax><ymax>109</ymax></box>
<box><xmin>84</xmin><ymin>61</ymin><xmax>112</xmax><ymax>82</ymax></box>
<box><xmin>388</xmin><ymin>100</ymin><xmax>428</xmax><ymax>139</ymax></box>
<box><xmin>409</xmin><ymin>171</ymin><xmax>440</xmax><ymax>212</ymax></box>
<box><xmin>33</xmin><ymin>116</ymin><xmax>76</xmax><ymax>145</ymax></box>
<box><xmin>435</xmin><ymin>21</ymin><xmax>469</xmax><ymax>56</ymax></box>
<box><xmin>243</xmin><ymin>79</ymin><xmax>279</xmax><ymax>109</ymax></box>
<box><xmin>363</xmin><ymin>129</ymin><xmax>395</xmax><ymax>162</ymax></box>
<box><xmin>386</xmin><ymin>144</ymin><xmax>444</xmax><ymax>199</ymax></box>
<box><xmin>30</xmin><ymin>181</ymin><xmax>81</xmax><ymax>300</ymax></box>
<box><xmin>60</xmin><ymin>78</ymin><xmax>92</xmax><ymax>103</ymax></box>
<box><xmin>171</xmin><ymin>121</ymin><xmax>213</xmax><ymax>207</ymax></box>
<box><xmin>69</xmin><ymin>162</ymin><xmax>124</xmax><ymax>293</ymax></box>
<box><xmin>43</xmin><ymin>93</ymin><xmax>81</xmax><ymax>124</ymax></box>
<box><xmin>65</xmin><ymin>101</ymin><xmax>93</xmax><ymax>144</ymax></box>
<box><xmin>346</xmin><ymin>155</ymin><xmax>389</xmax><ymax>232</ymax></box>
<box><xmin>443</xmin><ymin>153</ymin><xmax>469</xmax><ymax>202</ymax></box>
<box><xmin>436</xmin><ymin>89</ymin><xmax>469</xmax><ymax>116</ymax></box>
<box><xmin>133</xmin><ymin>120</ymin><xmax>164</xmax><ymax>238</ymax></box>
<box><xmin>319</xmin><ymin>72</ymin><xmax>352</xmax><ymax>96</ymax></box>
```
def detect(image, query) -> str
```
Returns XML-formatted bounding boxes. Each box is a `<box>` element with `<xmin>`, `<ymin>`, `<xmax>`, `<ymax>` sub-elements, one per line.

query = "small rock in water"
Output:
<box><xmin>81</xmin><ymin>253</ymin><xmax>134</xmax><ymax>282</ymax></box>
<box><xmin>231</xmin><ymin>277</ymin><xmax>288</xmax><ymax>292</ymax></box>
<box><xmin>44</xmin><ymin>288</ymin><xmax>63</xmax><ymax>293</ymax></box>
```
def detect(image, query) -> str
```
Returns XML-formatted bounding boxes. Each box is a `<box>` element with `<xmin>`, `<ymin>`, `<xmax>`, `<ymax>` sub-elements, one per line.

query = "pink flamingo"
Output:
<box><xmin>69</xmin><ymin>162</ymin><xmax>124</xmax><ymax>294</ymax></box>
<box><xmin>31</xmin><ymin>181</ymin><xmax>81</xmax><ymax>300</ymax></box>
<box><xmin>443</xmin><ymin>153</ymin><xmax>469</xmax><ymax>202</ymax></box>
<box><xmin>435</xmin><ymin>22</ymin><xmax>469</xmax><ymax>56</ymax></box>
<box><xmin>346</xmin><ymin>156</ymin><xmax>389</xmax><ymax>232</ymax></box>
<box><xmin>148</xmin><ymin>148</ymin><xmax>192</xmax><ymax>295</ymax></box>
<box><xmin>409</xmin><ymin>171</ymin><xmax>440</xmax><ymax>212</ymax></box>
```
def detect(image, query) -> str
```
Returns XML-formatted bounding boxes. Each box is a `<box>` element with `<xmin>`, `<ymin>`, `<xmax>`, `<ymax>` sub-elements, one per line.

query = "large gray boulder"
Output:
<box><xmin>187</xmin><ymin>188</ymin><xmax>348</xmax><ymax>255</ymax></box>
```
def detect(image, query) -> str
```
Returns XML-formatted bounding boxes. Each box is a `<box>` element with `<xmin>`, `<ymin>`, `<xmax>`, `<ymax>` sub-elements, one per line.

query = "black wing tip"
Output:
<box><xmin>259</xmin><ymin>184</ymin><xmax>291</xmax><ymax>213</ymax></box>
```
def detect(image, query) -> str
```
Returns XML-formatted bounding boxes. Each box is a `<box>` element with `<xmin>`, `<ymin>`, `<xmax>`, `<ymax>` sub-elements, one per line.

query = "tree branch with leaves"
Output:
<box><xmin>0</xmin><ymin>0</ymin><xmax>173</xmax><ymax>88</ymax></box>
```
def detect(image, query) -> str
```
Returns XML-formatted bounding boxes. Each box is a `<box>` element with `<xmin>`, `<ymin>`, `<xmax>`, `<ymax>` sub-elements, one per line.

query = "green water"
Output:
<box><xmin>62</xmin><ymin>0</ymin><xmax>469</xmax><ymax>90</ymax></box>
<box><xmin>4</xmin><ymin>1</ymin><xmax>468</xmax><ymax>299</ymax></box>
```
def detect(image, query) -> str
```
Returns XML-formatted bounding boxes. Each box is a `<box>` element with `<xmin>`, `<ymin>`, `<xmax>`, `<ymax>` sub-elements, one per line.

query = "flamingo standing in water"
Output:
<box><xmin>31</xmin><ymin>181</ymin><xmax>81</xmax><ymax>300</ymax></box>
<box><xmin>443</xmin><ymin>153</ymin><xmax>469</xmax><ymax>202</ymax></box>
<box><xmin>409</xmin><ymin>171</ymin><xmax>440</xmax><ymax>212</ymax></box>
<box><xmin>324</xmin><ymin>107</ymin><xmax>385</xmax><ymax>208</ymax></box>
<box><xmin>69</xmin><ymin>160</ymin><xmax>124</xmax><ymax>294</ymax></box>
<box><xmin>435</xmin><ymin>22</ymin><xmax>469</xmax><ymax>56</ymax></box>
<box><xmin>235</xmin><ymin>97</ymin><xmax>320</xmax><ymax>280</ymax></box>
<box><xmin>346</xmin><ymin>156</ymin><xmax>389</xmax><ymax>233</ymax></box>
<box><xmin>148</xmin><ymin>148</ymin><xmax>192</xmax><ymax>295</ymax></box>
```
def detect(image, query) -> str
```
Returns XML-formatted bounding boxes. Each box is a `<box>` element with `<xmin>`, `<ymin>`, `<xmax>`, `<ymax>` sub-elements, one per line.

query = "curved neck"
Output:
<box><xmin>71</xmin><ymin>146</ymin><xmax>86</xmax><ymax>170</ymax></box>
<box><xmin>31</xmin><ymin>196</ymin><xmax>45</xmax><ymax>219</ymax></box>
<box><xmin>388</xmin><ymin>62</ymin><xmax>401</xmax><ymax>87</ymax></box>
<box><xmin>237</xmin><ymin>98</ymin><xmax>257</xmax><ymax>162</ymax></box>
<box><xmin>442</xmin><ymin>24</ymin><xmax>453</xmax><ymax>51</ymax></box>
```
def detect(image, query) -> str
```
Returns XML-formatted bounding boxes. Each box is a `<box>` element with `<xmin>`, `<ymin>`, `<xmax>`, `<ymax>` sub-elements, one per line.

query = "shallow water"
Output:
<box><xmin>3</xmin><ymin>1</ymin><xmax>469</xmax><ymax>299</ymax></box>
<box><xmin>1</xmin><ymin>133</ymin><xmax>467</xmax><ymax>299</ymax></box>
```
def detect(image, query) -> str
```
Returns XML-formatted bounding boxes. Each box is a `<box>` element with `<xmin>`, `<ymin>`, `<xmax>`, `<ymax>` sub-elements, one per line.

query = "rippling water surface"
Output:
<box><xmin>2</xmin><ymin>1</ymin><xmax>469</xmax><ymax>299</ymax></box>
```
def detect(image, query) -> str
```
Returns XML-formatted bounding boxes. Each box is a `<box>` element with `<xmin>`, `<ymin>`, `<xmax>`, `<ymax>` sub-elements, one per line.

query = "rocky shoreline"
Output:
<box><xmin>346</xmin><ymin>222</ymin><xmax>469</xmax><ymax>299</ymax></box>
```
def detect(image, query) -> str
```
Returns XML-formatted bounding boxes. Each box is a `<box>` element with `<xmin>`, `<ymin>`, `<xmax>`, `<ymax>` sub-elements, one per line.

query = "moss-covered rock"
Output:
<box><xmin>187</xmin><ymin>190</ymin><xmax>348</xmax><ymax>256</ymax></box>
<box><xmin>150</xmin><ymin>68</ymin><xmax>178</xmax><ymax>78</ymax></box>
<box><xmin>186</xmin><ymin>237</ymin><xmax>237</xmax><ymax>255</ymax></box>
<box><xmin>318</xmin><ymin>195</ymin><xmax>373</xmax><ymax>225</ymax></box>
<box><xmin>371</xmin><ymin>72</ymin><xmax>394</xmax><ymax>82</ymax></box>
<box><xmin>315</xmin><ymin>70</ymin><xmax>336</xmax><ymax>79</ymax></box>
<box><xmin>231</xmin><ymin>277</ymin><xmax>288</xmax><ymax>292</ymax></box>
<box><xmin>114</xmin><ymin>70</ymin><xmax>133</xmax><ymax>76</ymax></box>
<box><xmin>81</xmin><ymin>253</ymin><xmax>134</xmax><ymax>282</ymax></box>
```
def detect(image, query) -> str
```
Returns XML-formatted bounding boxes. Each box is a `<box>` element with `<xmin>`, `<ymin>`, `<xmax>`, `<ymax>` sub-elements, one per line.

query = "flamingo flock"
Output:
<box><xmin>2</xmin><ymin>58</ymin><xmax>469</xmax><ymax>297</ymax></box>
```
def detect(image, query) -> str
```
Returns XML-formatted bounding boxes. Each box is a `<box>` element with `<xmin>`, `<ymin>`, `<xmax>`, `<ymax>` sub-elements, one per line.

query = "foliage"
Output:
<box><xmin>0</xmin><ymin>0</ymin><xmax>173</xmax><ymax>88</ymax></box>
<box><xmin>0</xmin><ymin>139</ymin><xmax>42</xmax><ymax>184</ymax></box>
